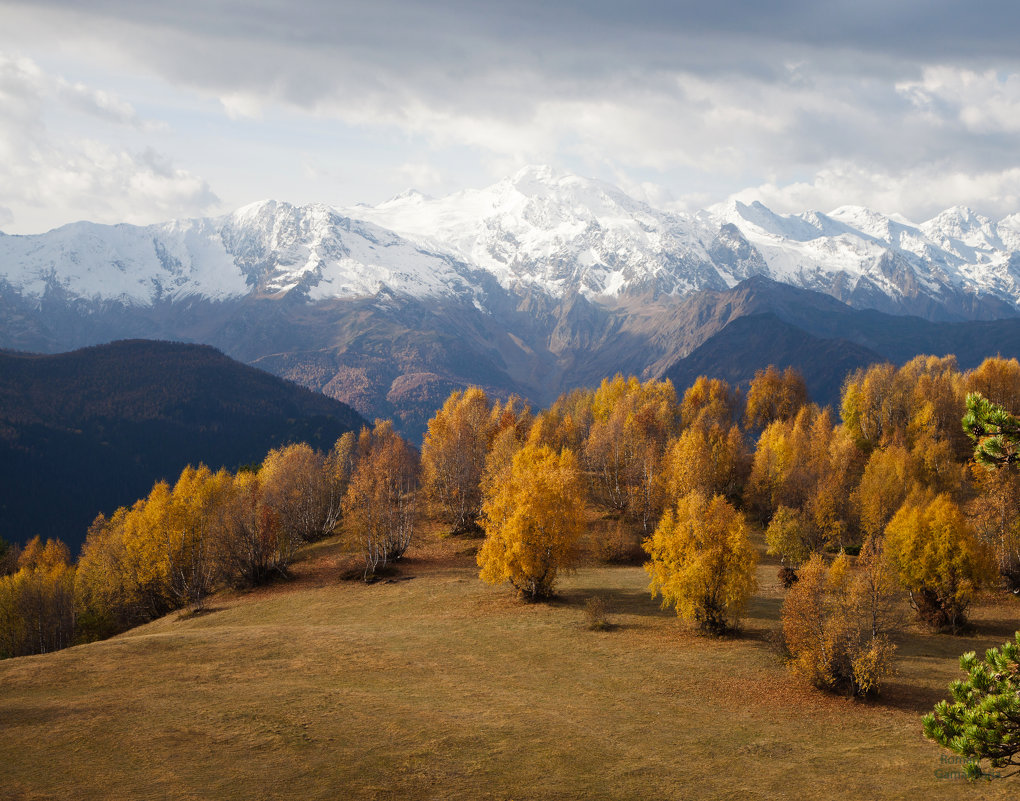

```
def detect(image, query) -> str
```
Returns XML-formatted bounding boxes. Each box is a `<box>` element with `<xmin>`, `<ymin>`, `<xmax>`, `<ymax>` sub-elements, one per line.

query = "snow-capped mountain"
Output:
<box><xmin>352</xmin><ymin>166</ymin><xmax>1020</xmax><ymax>319</ymax></box>
<box><xmin>708</xmin><ymin>200</ymin><xmax>1020</xmax><ymax>318</ymax></box>
<box><xmin>0</xmin><ymin>200</ymin><xmax>480</xmax><ymax>307</ymax></box>
<box><xmin>349</xmin><ymin>165</ymin><xmax>733</xmax><ymax>299</ymax></box>
<box><xmin>3</xmin><ymin>165</ymin><xmax>1020</xmax><ymax>319</ymax></box>
<box><xmin>5</xmin><ymin>165</ymin><xmax>1020</xmax><ymax>439</ymax></box>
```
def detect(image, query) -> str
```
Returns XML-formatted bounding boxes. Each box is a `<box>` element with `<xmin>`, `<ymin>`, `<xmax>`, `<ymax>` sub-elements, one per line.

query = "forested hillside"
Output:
<box><xmin>0</xmin><ymin>340</ymin><xmax>365</xmax><ymax>549</ymax></box>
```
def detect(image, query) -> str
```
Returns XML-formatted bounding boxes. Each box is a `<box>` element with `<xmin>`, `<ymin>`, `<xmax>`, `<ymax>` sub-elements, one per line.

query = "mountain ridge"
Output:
<box><xmin>4</xmin><ymin>166</ymin><xmax>1020</xmax><ymax>320</ymax></box>
<box><xmin>0</xmin><ymin>340</ymin><xmax>366</xmax><ymax>550</ymax></box>
<box><xmin>4</xmin><ymin>168</ymin><xmax>1020</xmax><ymax>439</ymax></box>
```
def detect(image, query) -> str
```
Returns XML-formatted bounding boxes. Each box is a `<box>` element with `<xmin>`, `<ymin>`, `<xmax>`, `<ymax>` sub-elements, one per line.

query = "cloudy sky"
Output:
<box><xmin>2</xmin><ymin>0</ymin><xmax>1020</xmax><ymax>233</ymax></box>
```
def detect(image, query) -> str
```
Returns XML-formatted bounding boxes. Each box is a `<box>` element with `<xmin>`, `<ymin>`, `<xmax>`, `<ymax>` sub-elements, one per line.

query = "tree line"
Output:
<box><xmin>3</xmin><ymin>354</ymin><xmax>1020</xmax><ymax>776</ymax></box>
<box><xmin>3</xmin><ymin>356</ymin><xmax>1018</xmax><ymax>685</ymax></box>
<box><xmin>0</xmin><ymin>420</ymin><xmax>417</xmax><ymax>656</ymax></box>
<box><xmin>420</xmin><ymin>358</ymin><xmax>1020</xmax><ymax>701</ymax></box>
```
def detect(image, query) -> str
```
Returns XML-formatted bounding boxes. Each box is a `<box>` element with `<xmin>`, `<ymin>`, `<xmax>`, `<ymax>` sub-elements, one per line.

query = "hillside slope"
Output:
<box><xmin>0</xmin><ymin>340</ymin><xmax>365</xmax><ymax>550</ymax></box>
<box><xmin>0</xmin><ymin>536</ymin><xmax>1016</xmax><ymax>800</ymax></box>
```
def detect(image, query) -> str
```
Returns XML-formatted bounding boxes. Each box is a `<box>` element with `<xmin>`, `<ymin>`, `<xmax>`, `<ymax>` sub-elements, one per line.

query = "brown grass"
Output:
<box><xmin>1</xmin><ymin>533</ymin><xmax>1018</xmax><ymax>800</ymax></box>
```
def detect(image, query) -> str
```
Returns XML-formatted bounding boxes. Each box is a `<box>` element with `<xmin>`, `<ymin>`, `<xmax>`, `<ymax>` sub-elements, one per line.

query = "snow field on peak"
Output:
<box><xmin>5</xmin><ymin>166</ymin><xmax>1020</xmax><ymax>314</ymax></box>
<box><xmin>0</xmin><ymin>218</ymin><xmax>248</xmax><ymax>305</ymax></box>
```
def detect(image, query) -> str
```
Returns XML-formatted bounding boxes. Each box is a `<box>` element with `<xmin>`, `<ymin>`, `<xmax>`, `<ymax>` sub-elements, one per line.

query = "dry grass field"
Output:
<box><xmin>1</xmin><ymin>532</ymin><xmax>1018</xmax><ymax>801</ymax></box>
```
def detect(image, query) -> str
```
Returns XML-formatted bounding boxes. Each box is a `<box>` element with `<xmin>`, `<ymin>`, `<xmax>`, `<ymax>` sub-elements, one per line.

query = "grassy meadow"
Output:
<box><xmin>1</xmin><ymin>531</ymin><xmax>1018</xmax><ymax>801</ymax></box>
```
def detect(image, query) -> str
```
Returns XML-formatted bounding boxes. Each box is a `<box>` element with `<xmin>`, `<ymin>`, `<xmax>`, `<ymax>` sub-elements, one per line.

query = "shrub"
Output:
<box><xmin>782</xmin><ymin>551</ymin><xmax>897</xmax><ymax>696</ymax></box>
<box><xmin>584</xmin><ymin>595</ymin><xmax>612</xmax><ymax>631</ymax></box>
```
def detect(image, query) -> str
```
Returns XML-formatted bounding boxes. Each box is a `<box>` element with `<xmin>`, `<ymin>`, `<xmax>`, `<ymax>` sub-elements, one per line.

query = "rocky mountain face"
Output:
<box><xmin>3</xmin><ymin>166</ymin><xmax>1020</xmax><ymax>438</ymax></box>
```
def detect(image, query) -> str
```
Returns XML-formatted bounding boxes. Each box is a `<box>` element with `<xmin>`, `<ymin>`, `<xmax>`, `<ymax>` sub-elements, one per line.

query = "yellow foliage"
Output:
<box><xmin>967</xmin><ymin>465</ymin><xmax>1020</xmax><ymax>591</ymax></box>
<box><xmin>0</xmin><ymin>542</ymin><xmax>75</xmax><ymax>658</ymax></box>
<box><xmin>765</xmin><ymin>506</ymin><xmax>815</xmax><ymax>567</ymax></box>
<box><xmin>680</xmin><ymin>376</ymin><xmax>738</xmax><ymax>431</ymax></box>
<box><xmin>884</xmin><ymin>492</ymin><xmax>996</xmax><ymax>632</ymax></box>
<box><xmin>643</xmin><ymin>492</ymin><xmax>758</xmax><ymax>634</ymax></box>
<box><xmin>421</xmin><ymin>387</ymin><xmax>494</xmax><ymax>532</ymax></box>
<box><xmin>841</xmin><ymin>356</ymin><xmax>965</xmax><ymax>454</ymax></box>
<box><xmin>583</xmin><ymin>375</ymin><xmax>679</xmax><ymax>531</ymax></box>
<box><xmin>744</xmin><ymin>365</ymin><xmax>809</xmax><ymax>431</ymax></box>
<box><xmin>477</xmin><ymin>443</ymin><xmax>585</xmax><ymax>600</ymax></box>
<box><xmin>662</xmin><ymin>423</ymin><xmax>748</xmax><ymax>502</ymax></box>
<box><xmin>343</xmin><ymin>420</ymin><xmax>419</xmax><ymax>578</ymax></box>
<box><xmin>965</xmin><ymin>355</ymin><xmax>1020</xmax><ymax>412</ymax></box>
<box><xmin>782</xmin><ymin>552</ymin><xmax>897</xmax><ymax>696</ymax></box>
<box><xmin>259</xmin><ymin>443</ymin><xmax>331</xmax><ymax>542</ymax></box>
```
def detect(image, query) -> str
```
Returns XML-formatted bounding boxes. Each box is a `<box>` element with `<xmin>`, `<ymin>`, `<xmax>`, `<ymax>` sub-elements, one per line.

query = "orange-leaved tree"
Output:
<box><xmin>477</xmin><ymin>443</ymin><xmax>585</xmax><ymax>601</ymax></box>
<box><xmin>782</xmin><ymin>549</ymin><xmax>898</xmax><ymax>696</ymax></box>
<box><xmin>420</xmin><ymin>387</ymin><xmax>494</xmax><ymax>534</ymax></box>
<box><xmin>0</xmin><ymin>537</ymin><xmax>75</xmax><ymax>658</ymax></box>
<box><xmin>342</xmin><ymin>420</ymin><xmax>419</xmax><ymax>579</ymax></box>
<box><xmin>744</xmin><ymin>365</ymin><xmax>809</xmax><ymax>432</ymax></box>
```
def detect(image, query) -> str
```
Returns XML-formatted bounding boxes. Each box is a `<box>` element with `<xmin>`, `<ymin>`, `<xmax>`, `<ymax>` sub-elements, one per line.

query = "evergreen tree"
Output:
<box><xmin>964</xmin><ymin>392</ymin><xmax>1020</xmax><ymax>468</ymax></box>
<box><xmin>923</xmin><ymin>631</ymin><xmax>1020</xmax><ymax>779</ymax></box>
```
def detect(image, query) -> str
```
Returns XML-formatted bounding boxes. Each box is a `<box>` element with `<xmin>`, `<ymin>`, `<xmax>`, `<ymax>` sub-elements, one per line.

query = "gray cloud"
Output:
<box><xmin>0</xmin><ymin>53</ymin><xmax>218</xmax><ymax>232</ymax></box>
<box><xmin>2</xmin><ymin>0</ymin><xmax>1020</xmax><ymax>221</ymax></box>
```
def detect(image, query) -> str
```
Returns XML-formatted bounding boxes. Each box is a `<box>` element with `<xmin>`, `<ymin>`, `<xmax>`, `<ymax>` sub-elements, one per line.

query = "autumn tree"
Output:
<box><xmin>924</xmin><ymin>631</ymin><xmax>1020</xmax><ymax>780</ymax></box>
<box><xmin>528</xmin><ymin>387</ymin><xmax>594</xmax><ymax>453</ymax></box>
<box><xmin>0</xmin><ymin>536</ymin><xmax>19</xmax><ymax>577</ymax></box>
<box><xmin>960</xmin><ymin>391</ymin><xmax>1020</xmax><ymax>591</ymax></box>
<box><xmin>746</xmin><ymin>405</ymin><xmax>820</xmax><ymax>519</ymax></box>
<box><xmin>744</xmin><ymin>365</ymin><xmax>809</xmax><ymax>432</ymax></box>
<box><xmin>343</xmin><ymin>421</ymin><xmax>419</xmax><ymax>579</ymax></box>
<box><xmin>259</xmin><ymin>443</ymin><xmax>335</xmax><ymax>543</ymax></box>
<box><xmin>75</xmin><ymin>509</ymin><xmax>140</xmax><ymax>639</ymax></box>
<box><xmin>968</xmin><ymin>465</ymin><xmax>1020</xmax><ymax>593</ymax></box>
<box><xmin>323</xmin><ymin>431</ymin><xmax>358</xmax><ymax>534</ymax></box>
<box><xmin>219</xmin><ymin>469</ymin><xmax>292</xmax><ymax>587</ymax></box>
<box><xmin>885</xmin><ymin>492</ymin><xmax>996</xmax><ymax>632</ymax></box>
<box><xmin>747</xmin><ymin>406</ymin><xmax>863</xmax><ymax>549</ymax></box>
<box><xmin>421</xmin><ymin>387</ymin><xmax>494</xmax><ymax>534</ymax></box>
<box><xmin>852</xmin><ymin>445</ymin><xmax>915</xmax><ymax>540</ymax></box>
<box><xmin>965</xmin><ymin>356</ymin><xmax>1020</xmax><ymax>417</ymax></box>
<box><xmin>583</xmin><ymin>376</ymin><xmax>680</xmax><ymax>531</ymax></box>
<box><xmin>164</xmin><ymin>465</ymin><xmax>234</xmax><ymax>611</ymax></box>
<box><xmin>782</xmin><ymin>551</ymin><xmax>897</xmax><ymax>696</ymax></box>
<box><xmin>765</xmin><ymin>506</ymin><xmax>822</xmax><ymax>570</ymax></box>
<box><xmin>0</xmin><ymin>538</ymin><xmax>76</xmax><ymax>658</ymax></box>
<box><xmin>477</xmin><ymin>443</ymin><xmax>585</xmax><ymax>601</ymax></box>
<box><xmin>482</xmin><ymin>396</ymin><xmax>534</xmax><ymax>500</ymax></box>
<box><xmin>643</xmin><ymin>492</ymin><xmax>758</xmax><ymax>634</ymax></box>
<box><xmin>662</xmin><ymin>422</ymin><xmax>749</xmax><ymax>504</ymax></box>
<box><xmin>842</xmin><ymin>356</ymin><xmax>965</xmax><ymax>455</ymax></box>
<box><xmin>679</xmin><ymin>376</ymin><xmax>739</xmax><ymax>432</ymax></box>
<box><xmin>903</xmin><ymin>354</ymin><xmax>968</xmax><ymax>459</ymax></box>
<box><xmin>75</xmin><ymin>489</ymin><xmax>185</xmax><ymax>637</ymax></box>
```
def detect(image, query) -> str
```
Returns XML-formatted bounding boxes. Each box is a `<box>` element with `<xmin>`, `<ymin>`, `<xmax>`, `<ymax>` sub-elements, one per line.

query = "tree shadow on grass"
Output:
<box><xmin>552</xmin><ymin>586</ymin><xmax>673</xmax><ymax>619</ymax></box>
<box><xmin>867</xmin><ymin>678</ymin><xmax>949</xmax><ymax>715</ymax></box>
<box><xmin>967</xmin><ymin>616</ymin><xmax>1020</xmax><ymax>642</ymax></box>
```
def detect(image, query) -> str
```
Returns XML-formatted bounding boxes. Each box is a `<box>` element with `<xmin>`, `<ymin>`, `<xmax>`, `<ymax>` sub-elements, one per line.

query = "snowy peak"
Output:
<box><xmin>349</xmin><ymin>165</ymin><xmax>726</xmax><ymax>299</ymax></box>
<box><xmin>4</xmin><ymin>167</ymin><xmax>1020</xmax><ymax>321</ymax></box>
<box><xmin>0</xmin><ymin>215</ymin><xmax>248</xmax><ymax>305</ymax></box>
<box><xmin>920</xmin><ymin>206</ymin><xmax>1003</xmax><ymax>257</ymax></box>
<box><xmin>0</xmin><ymin>201</ymin><xmax>480</xmax><ymax>307</ymax></box>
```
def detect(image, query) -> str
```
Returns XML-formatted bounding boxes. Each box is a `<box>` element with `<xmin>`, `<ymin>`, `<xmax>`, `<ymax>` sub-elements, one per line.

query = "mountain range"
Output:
<box><xmin>3</xmin><ymin>166</ymin><xmax>1020</xmax><ymax>438</ymax></box>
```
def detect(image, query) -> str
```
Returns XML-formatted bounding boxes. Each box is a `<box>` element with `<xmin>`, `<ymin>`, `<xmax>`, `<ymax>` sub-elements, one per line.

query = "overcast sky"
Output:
<box><xmin>2</xmin><ymin>0</ymin><xmax>1020</xmax><ymax>233</ymax></box>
